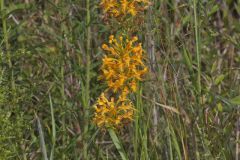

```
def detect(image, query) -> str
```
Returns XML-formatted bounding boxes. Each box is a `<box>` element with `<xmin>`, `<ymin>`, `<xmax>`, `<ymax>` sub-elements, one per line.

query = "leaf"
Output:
<box><xmin>182</xmin><ymin>15</ymin><xmax>191</xmax><ymax>26</ymax></box>
<box><xmin>208</xmin><ymin>4</ymin><xmax>219</xmax><ymax>17</ymax></box>
<box><xmin>35</xmin><ymin>113</ymin><xmax>49</xmax><ymax>160</ymax></box>
<box><xmin>229</xmin><ymin>95</ymin><xmax>240</xmax><ymax>105</ymax></box>
<box><xmin>214</xmin><ymin>74</ymin><xmax>225</xmax><ymax>85</ymax></box>
<box><xmin>217</xmin><ymin>103</ymin><xmax>223</xmax><ymax>112</ymax></box>
<box><xmin>49</xmin><ymin>94</ymin><xmax>56</xmax><ymax>160</ymax></box>
<box><xmin>211</xmin><ymin>61</ymin><xmax>217</xmax><ymax>73</ymax></box>
<box><xmin>108</xmin><ymin>128</ymin><xmax>128</xmax><ymax>160</ymax></box>
<box><xmin>182</xmin><ymin>47</ymin><xmax>193</xmax><ymax>74</ymax></box>
<box><xmin>2</xmin><ymin>3</ymin><xmax>31</xmax><ymax>18</ymax></box>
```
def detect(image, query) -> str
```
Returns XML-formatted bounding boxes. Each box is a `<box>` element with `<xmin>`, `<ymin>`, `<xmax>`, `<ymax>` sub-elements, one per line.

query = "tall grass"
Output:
<box><xmin>0</xmin><ymin>0</ymin><xmax>240</xmax><ymax>159</ymax></box>
<box><xmin>83</xmin><ymin>0</ymin><xmax>91</xmax><ymax>159</ymax></box>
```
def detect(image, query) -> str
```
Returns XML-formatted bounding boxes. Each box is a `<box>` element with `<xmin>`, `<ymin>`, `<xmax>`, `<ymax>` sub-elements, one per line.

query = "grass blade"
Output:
<box><xmin>193</xmin><ymin>0</ymin><xmax>201</xmax><ymax>96</ymax></box>
<box><xmin>49</xmin><ymin>94</ymin><xmax>56</xmax><ymax>160</ymax></box>
<box><xmin>36</xmin><ymin>113</ymin><xmax>48</xmax><ymax>160</ymax></box>
<box><xmin>108</xmin><ymin>128</ymin><xmax>128</xmax><ymax>160</ymax></box>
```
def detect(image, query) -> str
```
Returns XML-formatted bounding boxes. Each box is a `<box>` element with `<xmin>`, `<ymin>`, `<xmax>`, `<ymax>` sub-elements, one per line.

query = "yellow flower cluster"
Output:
<box><xmin>99</xmin><ymin>35</ymin><xmax>148</xmax><ymax>93</ymax></box>
<box><xmin>93</xmin><ymin>35</ymin><xmax>147</xmax><ymax>129</ymax></box>
<box><xmin>93</xmin><ymin>92</ymin><xmax>134</xmax><ymax>129</ymax></box>
<box><xmin>93</xmin><ymin>0</ymin><xmax>149</xmax><ymax>130</ymax></box>
<box><xmin>100</xmin><ymin>0</ymin><xmax>150</xmax><ymax>17</ymax></box>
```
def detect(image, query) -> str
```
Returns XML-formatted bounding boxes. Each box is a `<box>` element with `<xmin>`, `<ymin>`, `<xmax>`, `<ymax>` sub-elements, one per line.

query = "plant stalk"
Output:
<box><xmin>193</xmin><ymin>0</ymin><xmax>201</xmax><ymax>97</ymax></box>
<box><xmin>83</xmin><ymin>0</ymin><xmax>91</xmax><ymax>159</ymax></box>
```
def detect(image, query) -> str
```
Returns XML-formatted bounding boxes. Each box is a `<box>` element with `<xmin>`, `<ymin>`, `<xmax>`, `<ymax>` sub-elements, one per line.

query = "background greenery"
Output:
<box><xmin>0</xmin><ymin>0</ymin><xmax>240</xmax><ymax>159</ymax></box>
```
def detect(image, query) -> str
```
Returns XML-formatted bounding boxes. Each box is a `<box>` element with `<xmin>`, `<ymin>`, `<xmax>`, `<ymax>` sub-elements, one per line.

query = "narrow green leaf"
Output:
<box><xmin>207</xmin><ymin>4</ymin><xmax>219</xmax><ymax>17</ymax></box>
<box><xmin>211</xmin><ymin>61</ymin><xmax>217</xmax><ymax>73</ymax></box>
<box><xmin>182</xmin><ymin>47</ymin><xmax>193</xmax><ymax>73</ymax></box>
<box><xmin>108</xmin><ymin>128</ymin><xmax>128</xmax><ymax>160</ymax></box>
<box><xmin>36</xmin><ymin>113</ymin><xmax>49</xmax><ymax>160</ymax></box>
<box><xmin>170</xmin><ymin>125</ymin><xmax>182</xmax><ymax>160</ymax></box>
<box><xmin>217</xmin><ymin>103</ymin><xmax>223</xmax><ymax>112</ymax></box>
<box><xmin>49</xmin><ymin>94</ymin><xmax>56</xmax><ymax>160</ymax></box>
<box><xmin>3</xmin><ymin>3</ymin><xmax>31</xmax><ymax>18</ymax></box>
<box><xmin>229</xmin><ymin>95</ymin><xmax>240</xmax><ymax>105</ymax></box>
<box><xmin>214</xmin><ymin>74</ymin><xmax>225</xmax><ymax>85</ymax></box>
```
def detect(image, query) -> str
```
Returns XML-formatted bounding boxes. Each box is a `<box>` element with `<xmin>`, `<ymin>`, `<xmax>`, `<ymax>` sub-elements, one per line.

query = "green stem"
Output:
<box><xmin>134</xmin><ymin>83</ymin><xmax>141</xmax><ymax>160</ymax></box>
<box><xmin>60</xmin><ymin>63</ymin><xmax>66</xmax><ymax>160</ymax></box>
<box><xmin>193</xmin><ymin>1</ymin><xmax>201</xmax><ymax>160</ymax></box>
<box><xmin>83</xmin><ymin>0</ymin><xmax>91</xmax><ymax>159</ymax></box>
<box><xmin>193</xmin><ymin>0</ymin><xmax>201</xmax><ymax>96</ymax></box>
<box><xmin>59</xmin><ymin>4</ymin><xmax>67</xmax><ymax>158</ymax></box>
<box><xmin>108</xmin><ymin>128</ymin><xmax>128</xmax><ymax>160</ymax></box>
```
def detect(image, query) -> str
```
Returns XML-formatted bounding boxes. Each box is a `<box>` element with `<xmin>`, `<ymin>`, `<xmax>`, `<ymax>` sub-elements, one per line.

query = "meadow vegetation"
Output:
<box><xmin>0</xmin><ymin>0</ymin><xmax>240</xmax><ymax>159</ymax></box>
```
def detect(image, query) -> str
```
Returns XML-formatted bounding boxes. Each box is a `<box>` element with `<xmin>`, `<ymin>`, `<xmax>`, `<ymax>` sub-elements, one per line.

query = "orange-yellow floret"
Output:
<box><xmin>99</xmin><ymin>35</ymin><xmax>148</xmax><ymax>93</ymax></box>
<box><xmin>93</xmin><ymin>34</ymin><xmax>148</xmax><ymax>130</ymax></box>
<box><xmin>100</xmin><ymin>0</ymin><xmax>150</xmax><ymax>18</ymax></box>
<box><xmin>93</xmin><ymin>92</ymin><xmax>134</xmax><ymax>129</ymax></box>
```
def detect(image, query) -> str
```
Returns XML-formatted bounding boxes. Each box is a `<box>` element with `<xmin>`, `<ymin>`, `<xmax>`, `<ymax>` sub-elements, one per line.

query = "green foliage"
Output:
<box><xmin>0</xmin><ymin>109</ymin><xmax>26</xmax><ymax>160</ymax></box>
<box><xmin>0</xmin><ymin>0</ymin><xmax>239</xmax><ymax>159</ymax></box>
<box><xmin>0</xmin><ymin>70</ymin><xmax>28</xmax><ymax>159</ymax></box>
